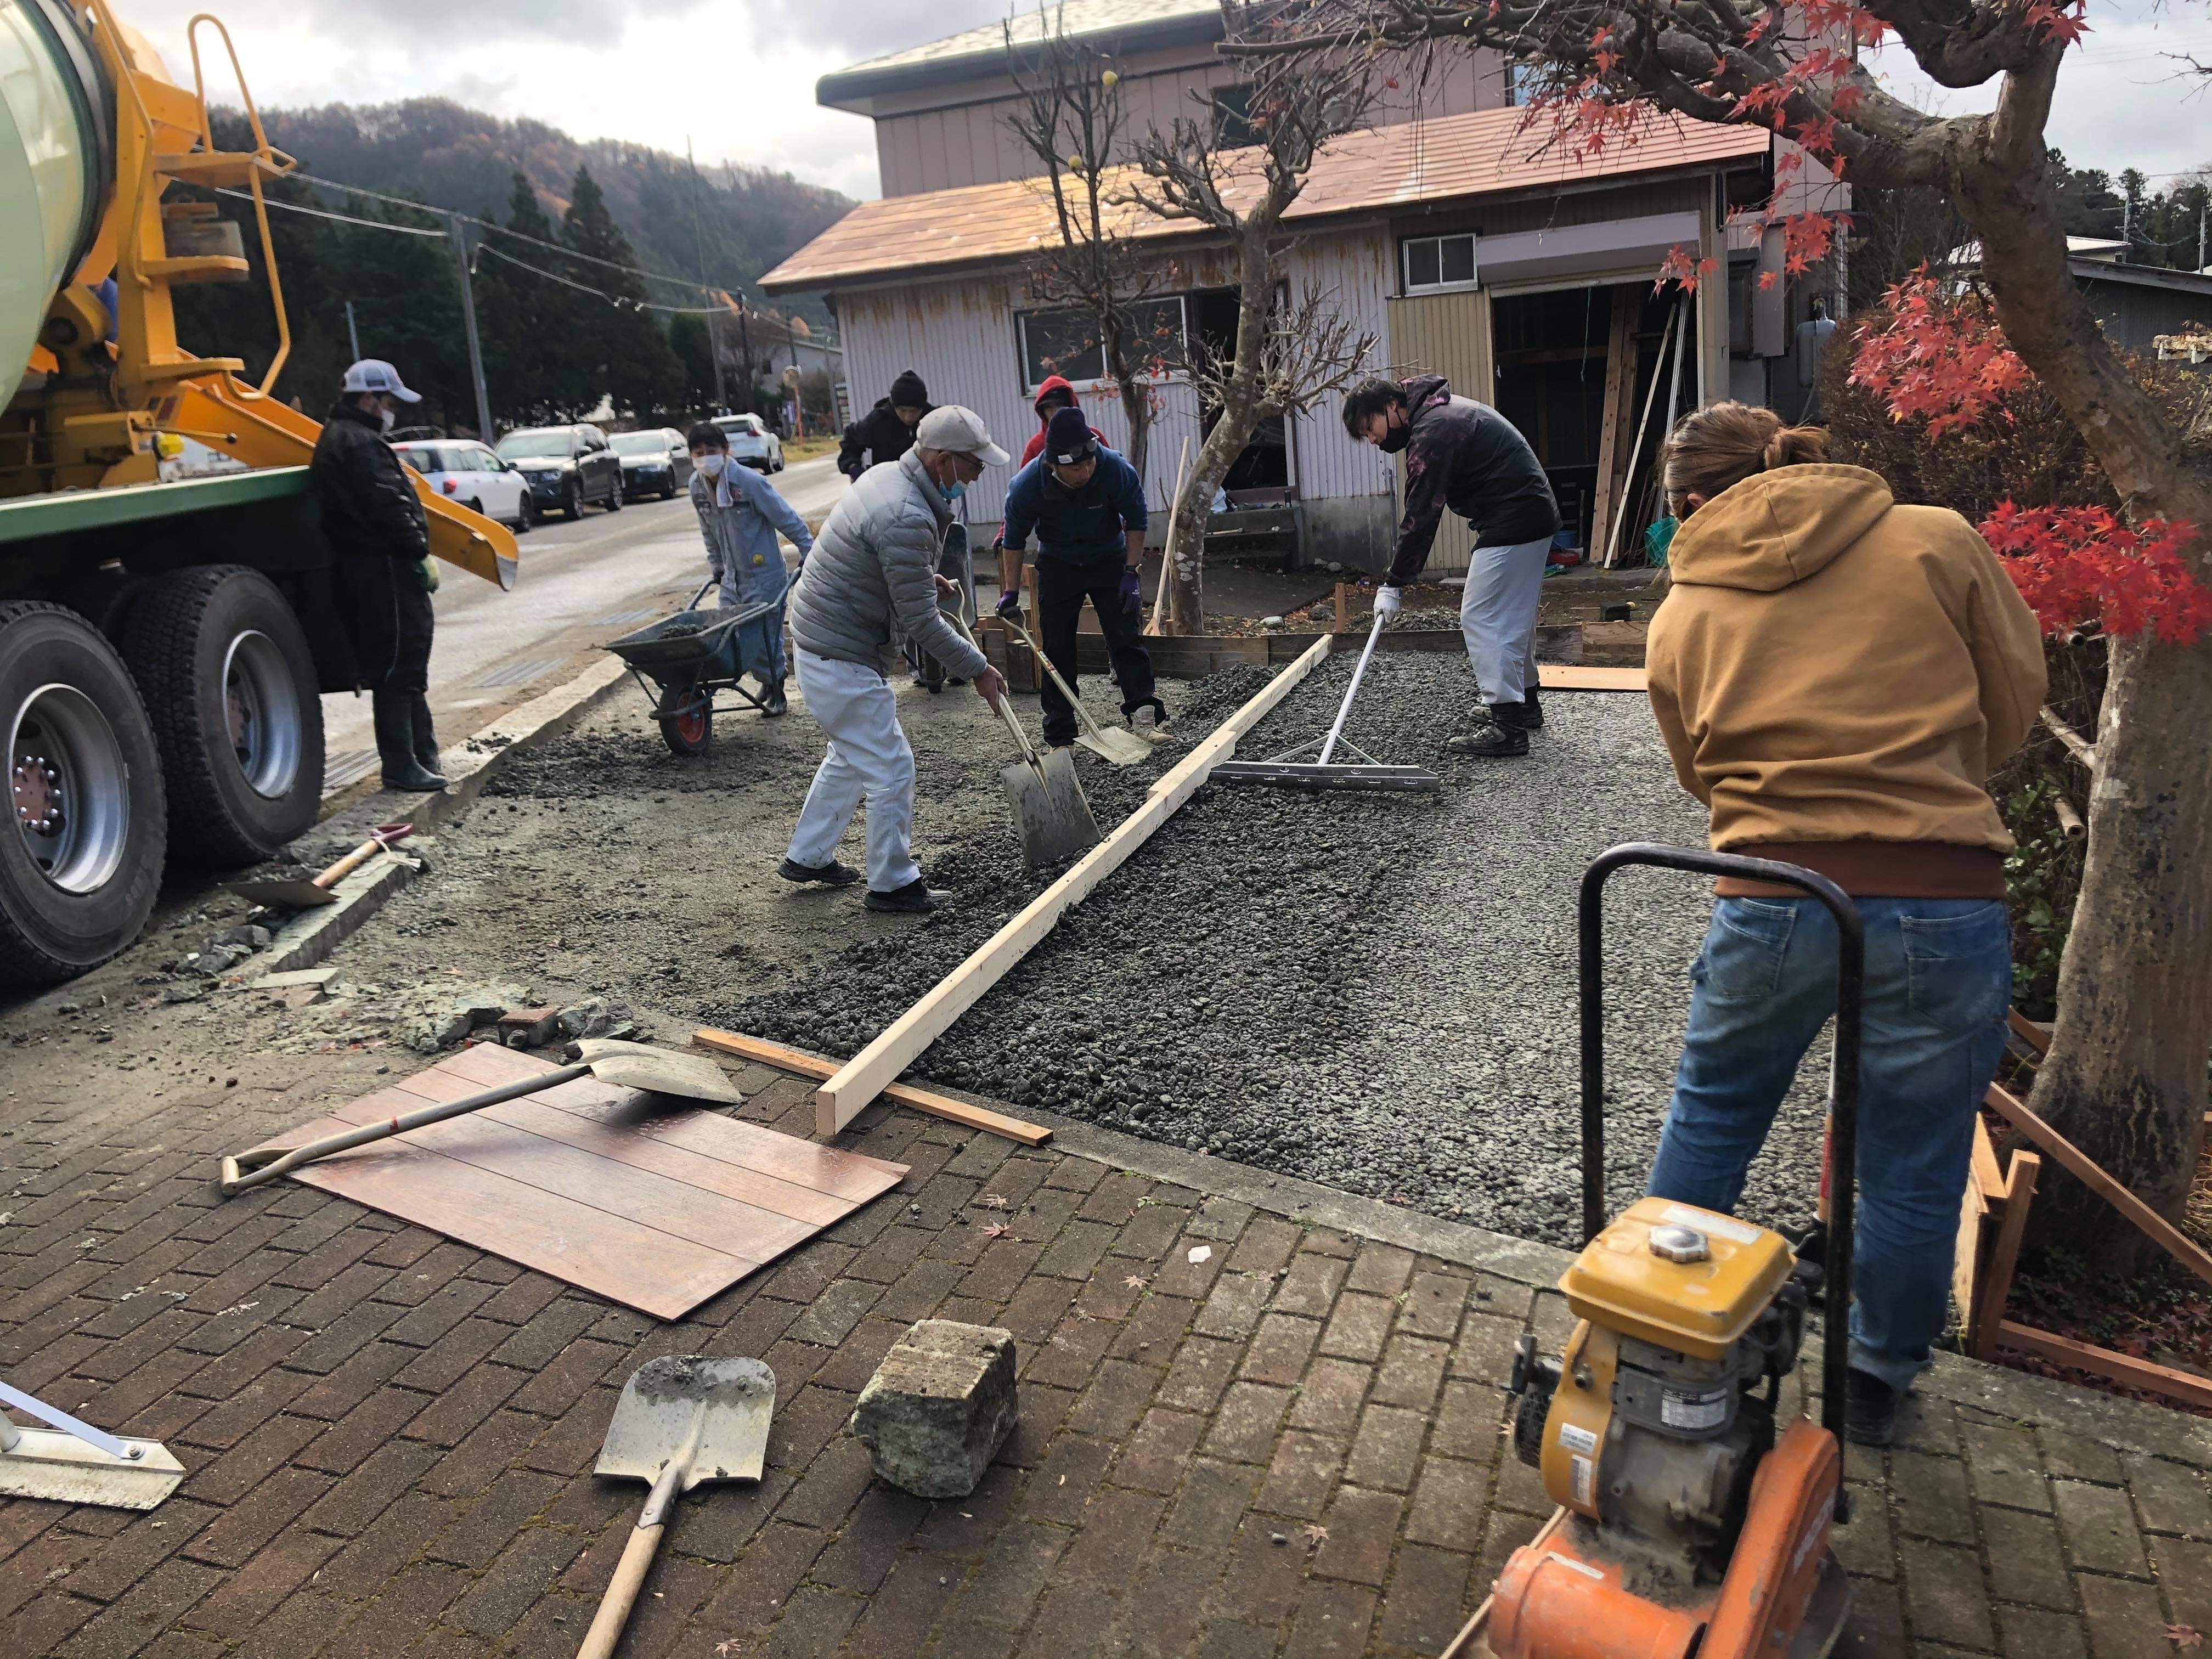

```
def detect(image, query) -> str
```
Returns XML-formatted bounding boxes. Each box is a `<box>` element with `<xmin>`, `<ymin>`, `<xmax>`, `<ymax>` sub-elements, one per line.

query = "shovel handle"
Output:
<box><xmin>312</xmin><ymin>837</ymin><xmax>382</xmax><ymax>891</ymax></box>
<box><xmin>1001</xmin><ymin>617</ymin><xmax>1116</xmax><ymax>746</ymax></box>
<box><xmin>949</xmin><ymin>614</ymin><xmax>1046</xmax><ymax>767</ymax></box>
<box><xmin>575</xmin><ymin>1521</ymin><xmax>665</xmax><ymax>1659</ymax></box>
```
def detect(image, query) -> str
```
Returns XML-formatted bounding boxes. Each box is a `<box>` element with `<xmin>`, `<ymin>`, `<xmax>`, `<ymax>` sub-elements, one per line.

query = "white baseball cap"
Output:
<box><xmin>340</xmin><ymin>359</ymin><xmax>421</xmax><ymax>403</ymax></box>
<box><xmin>916</xmin><ymin>404</ymin><xmax>1009</xmax><ymax>466</ymax></box>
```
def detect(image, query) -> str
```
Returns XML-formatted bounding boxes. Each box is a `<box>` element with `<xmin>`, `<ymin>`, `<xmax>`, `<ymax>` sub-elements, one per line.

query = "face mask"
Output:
<box><xmin>696</xmin><ymin>454</ymin><xmax>726</xmax><ymax>479</ymax></box>
<box><xmin>1375</xmin><ymin>420</ymin><xmax>1410</xmax><ymax>454</ymax></box>
<box><xmin>378</xmin><ymin>406</ymin><xmax>396</xmax><ymax>434</ymax></box>
<box><xmin>940</xmin><ymin>479</ymin><xmax>967</xmax><ymax>503</ymax></box>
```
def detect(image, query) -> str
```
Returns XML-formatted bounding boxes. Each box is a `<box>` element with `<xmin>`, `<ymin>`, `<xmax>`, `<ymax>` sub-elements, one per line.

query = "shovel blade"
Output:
<box><xmin>1001</xmin><ymin>749</ymin><xmax>1102</xmax><ymax>870</ymax></box>
<box><xmin>1074</xmin><ymin>726</ymin><xmax>1155</xmax><ymax>768</ymax></box>
<box><xmin>573</xmin><ymin>1039</ymin><xmax>742</xmax><ymax>1105</ymax></box>
<box><xmin>596</xmin><ymin>1356</ymin><xmax>775</xmax><ymax>1489</ymax></box>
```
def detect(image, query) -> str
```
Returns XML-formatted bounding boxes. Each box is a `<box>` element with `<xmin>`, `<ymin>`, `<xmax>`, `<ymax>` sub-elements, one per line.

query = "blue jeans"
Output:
<box><xmin>1645</xmin><ymin>896</ymin><xmax>2011</xmax><ymax>1395</ymax></box>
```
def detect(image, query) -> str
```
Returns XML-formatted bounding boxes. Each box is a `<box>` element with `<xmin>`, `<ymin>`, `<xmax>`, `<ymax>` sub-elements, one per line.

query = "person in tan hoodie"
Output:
<box><xmin>1643</xmin><ymin>402</ymin><xmax>2046</xmax><ymax>1446</ymax></box>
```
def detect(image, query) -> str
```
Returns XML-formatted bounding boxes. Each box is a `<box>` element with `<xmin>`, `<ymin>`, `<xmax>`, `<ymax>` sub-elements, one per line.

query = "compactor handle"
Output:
<box><xmin>1576</xmin><ymin>843</ymin><xmax>1863</xmax><ymax>1471</ymax></box>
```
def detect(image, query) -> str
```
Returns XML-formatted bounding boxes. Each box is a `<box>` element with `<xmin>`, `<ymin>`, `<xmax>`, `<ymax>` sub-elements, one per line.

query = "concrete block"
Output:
<box><xmin>851</xmin><ymin>1321</ymin><xmax>1018</xmax><ymax>1499</ymax></box>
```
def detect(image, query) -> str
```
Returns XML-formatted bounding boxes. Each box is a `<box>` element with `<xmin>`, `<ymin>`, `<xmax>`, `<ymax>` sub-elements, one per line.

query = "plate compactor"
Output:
<box><xmin>1455</xmin><ymin>844</ymin><xmax>1863</xmax><ymax>1659</ymax></box>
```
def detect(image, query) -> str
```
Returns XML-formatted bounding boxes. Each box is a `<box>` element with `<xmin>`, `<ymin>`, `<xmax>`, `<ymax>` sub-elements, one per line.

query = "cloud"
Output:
<box><xmin>742</xmin><ymin>0</ymin><xmax>1009</xmax><ymax>64</ymax></box>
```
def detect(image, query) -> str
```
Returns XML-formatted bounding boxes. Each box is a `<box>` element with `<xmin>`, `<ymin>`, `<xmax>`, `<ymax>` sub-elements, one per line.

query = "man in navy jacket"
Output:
<box><xmin>995</xmin><ymin>407</ymin><xmax>1165</xmax><ymax>747</ymax></box>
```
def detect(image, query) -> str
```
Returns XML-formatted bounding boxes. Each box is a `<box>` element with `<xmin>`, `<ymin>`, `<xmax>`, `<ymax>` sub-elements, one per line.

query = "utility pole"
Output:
<box><xmin>2199</xmin><ymin>197</ymin><xmax>2207</xmax><ymax>273</ymax></box>
<box><xmin>345</xmin><ymin>300</ymin><xmax>360</xmax><ymax>361</ymax></box>
<box><xmin>737</xmin><ymin>306</ymin><xmax>754</xmax><ymax>412</ymax></box>
<box><xmin>446</xmin><ymin>215</ymin><xmax>495</xmax><ymax>442</ymax></box>
<box><xmin>686</xmin><ymin>138</ymin><xmax>726</xmax><ymax>413</ymax></box>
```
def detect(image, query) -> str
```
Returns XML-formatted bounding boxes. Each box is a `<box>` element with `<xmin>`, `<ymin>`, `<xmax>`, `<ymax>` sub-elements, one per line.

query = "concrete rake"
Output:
<box><xmin>1211</xmin><ymin>609</ymin><xmax>1440</xmax><ymax>793</ymax></box>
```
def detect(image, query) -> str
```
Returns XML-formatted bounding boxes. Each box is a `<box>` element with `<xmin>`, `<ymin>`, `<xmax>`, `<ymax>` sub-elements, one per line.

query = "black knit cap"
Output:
<box><xmin>889</xmin><ymin>369</ymin><xmax>928</xmax><ymax>407</ymax></box>
<box><xmin>1045</xmin><ymin>405</ymin><xmax>1098</xmax><ymax>466</ymax></box>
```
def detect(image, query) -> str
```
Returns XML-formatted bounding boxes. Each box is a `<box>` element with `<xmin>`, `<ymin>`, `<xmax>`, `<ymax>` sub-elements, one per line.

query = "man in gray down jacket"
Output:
<box><xmin>781</xmin><ymin>406</ymin><xmax>1011</xmax><ymax>913</ymax></box>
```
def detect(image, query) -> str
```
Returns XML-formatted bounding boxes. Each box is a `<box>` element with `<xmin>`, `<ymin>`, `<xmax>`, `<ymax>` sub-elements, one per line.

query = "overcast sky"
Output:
<box><xmin>122</xmin><ymin>1</ymin><xmax>2210</xmax><ymax>205</ymax></box>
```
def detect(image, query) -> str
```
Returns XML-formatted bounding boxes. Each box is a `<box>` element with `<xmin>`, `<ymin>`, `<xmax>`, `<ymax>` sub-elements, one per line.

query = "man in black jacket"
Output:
<box><xmin>836</xmin><ymin>369</ymin><xmax>932</xmax><ymax>481</ymax></box>
<box><xmin>1343</xmin><ymin>375</ymin><xmax>1560</xmax><ymax>758</ymax></box>
<box><xmin>310</xmin><ymin>359</ymin><xmax>445</xmax><ymax>791</ymax></box>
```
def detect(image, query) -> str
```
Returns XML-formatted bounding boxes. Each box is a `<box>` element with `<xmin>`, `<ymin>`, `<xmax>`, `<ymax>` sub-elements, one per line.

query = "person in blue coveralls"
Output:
<box><xmin>687</xmin><ymin>421</ymin><xmax>815</xmax><ymax>715</ymax></box>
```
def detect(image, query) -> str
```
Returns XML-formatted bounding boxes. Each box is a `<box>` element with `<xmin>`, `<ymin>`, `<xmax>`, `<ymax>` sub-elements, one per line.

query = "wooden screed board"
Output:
<box><xmin>243</xmin><ymin>1043</ymin><xmax>906</xmax><ymax>1318</ymax></box>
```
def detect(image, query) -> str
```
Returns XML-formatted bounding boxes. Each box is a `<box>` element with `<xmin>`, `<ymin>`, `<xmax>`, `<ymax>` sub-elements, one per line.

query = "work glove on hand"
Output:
<box><xmin>995</xmin><ymin>589</ymin><xmax>1024</xmax><ymax>622</ymax></box>
<box><xmin>1119</xmin><ymin>567</ymin><xmax>1143</xmax><ymax>617</ymax></box>
<box><xmin>1374</xmin><ymin>585</ymin><xmax>1403</xmax><ymax>620</ymax></box>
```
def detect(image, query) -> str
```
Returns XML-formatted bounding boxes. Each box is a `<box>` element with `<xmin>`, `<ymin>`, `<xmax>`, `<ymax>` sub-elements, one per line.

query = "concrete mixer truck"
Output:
<box><xmin>0</xmin><ymin>0</ymin><xmax>517</xmax><ymax>988</ymax></box>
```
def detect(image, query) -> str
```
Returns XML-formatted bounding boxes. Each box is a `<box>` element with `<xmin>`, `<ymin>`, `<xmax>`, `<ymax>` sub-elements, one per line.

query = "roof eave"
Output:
<box><xmin>816</xmin><ymin>10</ymin><xmax>1224</xmax><ymax>115</ymax></box>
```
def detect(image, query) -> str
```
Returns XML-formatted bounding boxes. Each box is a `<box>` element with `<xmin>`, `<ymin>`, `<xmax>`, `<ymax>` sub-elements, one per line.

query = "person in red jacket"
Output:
<box><xmin>1018</xmin><ymin>376</ymin><xmax>1105</xmax><ymax>466</ymax></box>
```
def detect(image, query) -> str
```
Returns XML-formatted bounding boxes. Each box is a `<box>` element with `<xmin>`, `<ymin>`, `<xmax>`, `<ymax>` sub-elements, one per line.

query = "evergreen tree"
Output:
<box><xmin>474</xmin><ymin>171</ymin><xmax>589</xmax><ymax>423</ymax></box>
<box><xmin>668</xmin><ymin>313</ymin><xmax>717</xmax><ymax>413</ymax></box>
<box><xmin>341</xmin><ymin>195</ymin><xmax>470</xmax><ymax>432</ymax></box>
<box><xmin>563</xmin><ymin>166</ymin><xmax>684</xmax><ymax>422</ymax></box>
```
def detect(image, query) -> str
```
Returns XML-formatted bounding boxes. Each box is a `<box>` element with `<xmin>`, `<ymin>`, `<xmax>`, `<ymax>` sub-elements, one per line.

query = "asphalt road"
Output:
<box><xmin>319</xmin><ymin>454</ymin><xmax>844</xmax><ymax>787</ymax></box>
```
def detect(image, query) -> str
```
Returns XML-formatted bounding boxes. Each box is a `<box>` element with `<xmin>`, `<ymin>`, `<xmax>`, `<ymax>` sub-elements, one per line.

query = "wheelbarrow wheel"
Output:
<box><xmin>656</xmin><ymin>683</ymin><xmax>712</xmax><ymax>757</ymax></box>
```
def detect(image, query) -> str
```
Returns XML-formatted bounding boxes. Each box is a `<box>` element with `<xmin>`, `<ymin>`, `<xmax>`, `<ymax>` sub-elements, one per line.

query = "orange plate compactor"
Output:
<box><xmin>1452</xmin><ymin>844</ymin><xmax>1861</xmax><ymax>1659</ymax></box>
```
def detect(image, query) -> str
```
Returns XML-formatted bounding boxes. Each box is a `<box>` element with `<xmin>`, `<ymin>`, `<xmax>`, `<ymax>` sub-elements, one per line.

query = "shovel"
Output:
<box><xmin>216</xmin><ymin>1039</ymin><xmax>742</xmax><ymax>1198</ymax></box>
<box><xmin>577</xmin><ymin>1356</ymin><xmax>775</xmax><ymax>1659</ymax></box>
<box><xmin>949</xmin><ymin>614</ymin><xmax>1102</xmax><ymax>870</ymax></box>
<box><xmin>998</xmin><ymin>615</ymin><xmax>1155</xmax><ymax>766</ymax></box>
<box><xmin>226</xmin><ymin>821</ymin><xmax>415</xmax><ymax>909</ymax></box>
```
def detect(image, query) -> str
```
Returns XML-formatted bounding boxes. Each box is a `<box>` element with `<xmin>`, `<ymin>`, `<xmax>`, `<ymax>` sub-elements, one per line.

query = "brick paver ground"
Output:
<box><xmin>4</xmin><ymin>1046</ymin><xmax>2209</xmax><ymax>1657</ymax></box>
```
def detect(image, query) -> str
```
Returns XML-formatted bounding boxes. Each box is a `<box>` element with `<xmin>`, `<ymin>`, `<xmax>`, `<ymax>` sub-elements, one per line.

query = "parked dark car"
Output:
<box><xmin>494</xmin><ymin>423</ymin><xmax>624</xmax><ymax>517</ymax></box>
<box><xmin>610</xmin><ymin>427</ymin><xmax>691</xmax><ymax>500</ymax></box>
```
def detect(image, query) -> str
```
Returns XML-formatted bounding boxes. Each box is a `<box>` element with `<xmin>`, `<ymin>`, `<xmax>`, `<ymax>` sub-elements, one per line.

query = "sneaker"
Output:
<box><xmin>1521</xmin><ymin>687</ymin><xmax>1544</xmax><ymax>729</ymax></box>
<box><xmin>762</xmin><ymin>682</ymin><xmax>789</xmax><ymax>717</ymax></box>
<box><xmin>1843</xmin><ymin>1367</ymin><xmax>1898</xmax><ymax>1447</ymax></box>
<box><xmin>1446</xmin><ymin>704</ymin><xmax>1528</xmax><ymax>757</ymax></box>
<box><xmin>777</xmin><ymin>857</ymin><xmax>861</xmax><ymax>887</ymax></box>
<box><xmin>1129</xmin><ymin>698</ymin><xmax>1167</xmax><ymax>732</ymax></box>
<box><xmin>865</xmin><ymin>878</ymin><xmax>946</xmax><ymax>914</ymax></box>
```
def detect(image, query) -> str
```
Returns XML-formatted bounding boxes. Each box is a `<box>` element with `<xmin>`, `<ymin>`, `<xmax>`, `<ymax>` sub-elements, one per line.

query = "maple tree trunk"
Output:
<box><xmin>1950</xmin><ymin>78</ymin><xmax>2212</xmax><ymax>1262</ymax></box>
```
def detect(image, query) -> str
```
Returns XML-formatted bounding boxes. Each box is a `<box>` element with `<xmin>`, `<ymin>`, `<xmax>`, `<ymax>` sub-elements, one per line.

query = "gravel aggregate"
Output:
<box><xmin>718</xmin><ymin>650</ymin><xmax>1832</xmax><ymax>1246</ymax></box>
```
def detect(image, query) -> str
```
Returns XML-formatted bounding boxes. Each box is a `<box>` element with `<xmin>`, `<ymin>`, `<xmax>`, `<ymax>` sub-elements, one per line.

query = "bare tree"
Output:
<box><xmin>1120</xmin><ymin>5</ymin><xmax>1380</xmax><ymax>633</ymax></box>
<box><xmin>1236</xmin><ymin>0</ymin><xmax>2212</xmax><ymax>1260</ymax></box>
<box><xmin>1004</xmin><ymin>5</ymin><xmax>1172</xmax><ymax>482</ymax></box>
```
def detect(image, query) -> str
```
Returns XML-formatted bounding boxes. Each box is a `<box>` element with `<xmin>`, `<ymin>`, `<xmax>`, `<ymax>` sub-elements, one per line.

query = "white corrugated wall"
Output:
<box><xmin>1279</xmin><ymin>229</ymin><xmax>1397</xmax><ymax>515</ymax></box>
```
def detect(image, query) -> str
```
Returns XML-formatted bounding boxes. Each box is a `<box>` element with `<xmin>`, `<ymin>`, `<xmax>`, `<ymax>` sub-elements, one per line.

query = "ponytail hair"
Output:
<box><xmin>1662</xmin><ymin>402</ymin><xmax>1829</xmax><ymax>515</ymax></box>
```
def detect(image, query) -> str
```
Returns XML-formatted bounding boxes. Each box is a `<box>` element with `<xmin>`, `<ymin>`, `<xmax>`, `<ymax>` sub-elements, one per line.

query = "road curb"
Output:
<box><xmin>257</xmin><ymin>656</ymin><xmax>631</xmax><ymax>977</ymax></box>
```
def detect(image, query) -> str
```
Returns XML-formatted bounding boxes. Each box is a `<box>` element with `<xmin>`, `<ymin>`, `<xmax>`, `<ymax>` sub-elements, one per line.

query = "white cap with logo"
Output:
<box><xmin>916</xmin><ymin>405</ymin><xmax>1009</xmax><ymax>467</ymax></box>
<box><xmin>340</xmin><ymin>359</ymin><xmax>422</xmax><ymax>403</ymax></box>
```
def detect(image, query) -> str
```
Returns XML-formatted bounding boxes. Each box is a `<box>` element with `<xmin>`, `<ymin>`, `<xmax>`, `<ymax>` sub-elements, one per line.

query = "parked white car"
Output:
<box><xmin>394</xmin><ymin>439</ymin><xmax>533</xmax><ymax>530</ymax></box>
<box><xmin>711</xmin><ymin>413</ymin><xmax>784</xmax><ymax>473</ymax></box>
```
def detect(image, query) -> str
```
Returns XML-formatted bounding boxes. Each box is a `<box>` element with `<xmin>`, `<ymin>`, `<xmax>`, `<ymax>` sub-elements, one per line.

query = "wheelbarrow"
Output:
<box><xmin>604</xmin><ymin>580</ymin><xmax>786</xmax><ymax>757</ymax></box>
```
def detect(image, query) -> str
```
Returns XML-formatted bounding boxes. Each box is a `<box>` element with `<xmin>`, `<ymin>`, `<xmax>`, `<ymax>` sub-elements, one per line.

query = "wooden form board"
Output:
<box><xmin>1588</xmin><ymin>290</ymin><xmax>1640</xmax><ymax>568</ymax></box>
<box><xmin>812</xmin><ymin>634</ymin><xmax>1336</xmax><ymax>1135</ymax></box>
<box><xmin>1538</xmin><ymin>664</ymin><xmax>1648</xmax><ymax>692</ymax></box>
<box><xmin>248</xmin><ymin>1043</ymin><xmax>907</xmax><ymax>1319</ymax></box>
<box><xmin>693</xmin><ymin>1028</ymin><xmax>1051</xmax><ymax>1146</ymax></box>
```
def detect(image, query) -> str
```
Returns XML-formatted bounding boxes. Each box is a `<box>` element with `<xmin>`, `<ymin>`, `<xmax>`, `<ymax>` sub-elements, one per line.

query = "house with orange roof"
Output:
<box><xmin>761</xmin><ymin>0</ymin><xmax>1844</xmax><ymax>571</ymax></box>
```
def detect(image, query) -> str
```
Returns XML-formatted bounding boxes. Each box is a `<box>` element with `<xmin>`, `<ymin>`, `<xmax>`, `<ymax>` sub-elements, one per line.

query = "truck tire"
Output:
<box><xmin>121</xmin><ymin>567</ymin><xmax>324</xmax><ymax>866</ymax></box>
<box><xmin>0</xmin><ymin>603</ymin><xmax>167</xmax><ymax>988</ymax></box>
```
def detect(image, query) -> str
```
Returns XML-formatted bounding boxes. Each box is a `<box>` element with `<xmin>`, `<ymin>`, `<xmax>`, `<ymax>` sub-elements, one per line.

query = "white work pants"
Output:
<box><xmin>1459</xmin><ymin>536</ymin><xmax>1552</xmax><ymax>704</ymax></box>
<box><xmin>786</xmin><ymin>650</ymin><xmax>920</xmax><ymax>894</ymax></box>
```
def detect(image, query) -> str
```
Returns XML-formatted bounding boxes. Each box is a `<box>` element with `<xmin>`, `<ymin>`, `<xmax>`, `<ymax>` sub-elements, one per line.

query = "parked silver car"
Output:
<box><xmin>611</xmin><ymin>428</ymin><xmax>691</xmax><ymax>500</ymax></box>
<box><xmin>711</xmin><ymin>413</ymin><xmax>784</xmax><ymax>473</ymax></box>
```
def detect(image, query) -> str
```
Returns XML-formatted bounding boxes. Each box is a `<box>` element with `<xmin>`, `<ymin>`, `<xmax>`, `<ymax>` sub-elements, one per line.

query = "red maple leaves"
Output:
<box><xmin>1848</xmin><ymin>269</ymin><xmax>2031</xmax><ymax>438</ymax></box>
<box><xmin>1848</xmin><ymin>270</ymin><xmax>2209</xmax><ymax>644</ymax></box>
<box><xmin>1980</xmin><ymin>505</ymin><xmax>2212</xmax><ymax>644</ymax></box>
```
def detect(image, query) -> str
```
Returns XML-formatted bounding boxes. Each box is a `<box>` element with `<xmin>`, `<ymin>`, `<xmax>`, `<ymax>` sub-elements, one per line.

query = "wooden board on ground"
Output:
<box><xmin>692</xmin><ymin>1028</ymin><xmax>1051</xmax><ymax>1146</ymax></box>
<box><xmin>1073</xmin><ymin>624</ymin><xmax>1587</xmax><ymax>677</ymax></box>
<box><xmin>244</xmin><ymin>1043</ymin><xmax>907</xmax><ymax>1319</ymax></box>
<box><xmin>1539</xmin><ymin>664</ymin><xmax>1648</xmax><ymax>692</ymax></box>
<box><xmin>812</xmin><ymin>634</ymin><xmax>1336</xmax><ymax>1135</ymax></box>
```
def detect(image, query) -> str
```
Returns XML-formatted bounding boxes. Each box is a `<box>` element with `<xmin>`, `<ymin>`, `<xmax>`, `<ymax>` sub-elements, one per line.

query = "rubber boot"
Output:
<box><xmin>408</xmin><ymin>693</ymin><xmax>449</xmax><ymax>786</ymax></box>
<box><xmin>763</xmin><ymin>680</ymin><xmax>789</xmax><ymax>717</ymax></box>
<box><xmin>375</xmin><ymin>691</ymin><xmax>445</xmax><ymax>791</ymax></box>
<box><xmin>1522</xmin><ymin>683</ymin><xmax>1544</xmax><ymax>730</ymax></box>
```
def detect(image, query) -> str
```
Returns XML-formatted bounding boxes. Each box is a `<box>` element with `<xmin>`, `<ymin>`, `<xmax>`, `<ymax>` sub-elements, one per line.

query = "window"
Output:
<box><xmin>1504</xmin><ymin>60</ymin><xmax>1537</xmax><ymax>108</ymax></box>
<box><xmin>1212</xmin><ymin>85</ymin><xmax>1257</xmax><ymax>148</ymax></box>
<box><xmin>1018</xmin><ymin>297</ymin><xmax>1188</xmax><ymax>391</ymax></box>
<box><xmin>1402</xmin><ymin>233</ymin><xmax>1477</xmax><ymax>294</ymax></box>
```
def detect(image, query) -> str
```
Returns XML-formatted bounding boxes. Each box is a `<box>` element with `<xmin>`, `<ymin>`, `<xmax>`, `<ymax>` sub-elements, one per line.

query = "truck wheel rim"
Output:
<box><xmin>222</xmin><ymin>630</ymin><xmax>301</xmax><ymax>799</ymax></box>
<box><xmin>10</xmin><ymin>684</ymin><xmax>129</xmax><ymax>895</ymax></box>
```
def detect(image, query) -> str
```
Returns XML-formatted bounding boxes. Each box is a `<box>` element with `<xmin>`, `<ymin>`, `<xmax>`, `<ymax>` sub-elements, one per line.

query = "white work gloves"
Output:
<box><xmin>1374</xmin><ymin>585</ymin><xmax>1403</xmax><ymax>619</ymax></box>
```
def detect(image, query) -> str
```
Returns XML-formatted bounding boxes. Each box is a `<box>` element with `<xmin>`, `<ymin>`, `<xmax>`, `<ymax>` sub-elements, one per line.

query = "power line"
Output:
<box><xmin>471</xmin><ymin>241</ymin><xmax>727</xmax><ymax>315</ymax></box>
<box><xmin>217</xmin><ymin>187</ymin><xmax>447</xmax><ymax>236</ymax></box>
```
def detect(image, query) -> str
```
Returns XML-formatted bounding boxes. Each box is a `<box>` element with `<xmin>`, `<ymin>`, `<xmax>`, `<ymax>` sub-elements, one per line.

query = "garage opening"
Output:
<box><xmin>1489</xmin><ymin>283</ymin><xmax>1680</xmax><ymax>562</ymax></box>
<box><xmin>1190</xmin><ymin>289</ymin><xmax>1289</xmax><ymax>496</ymax></box>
